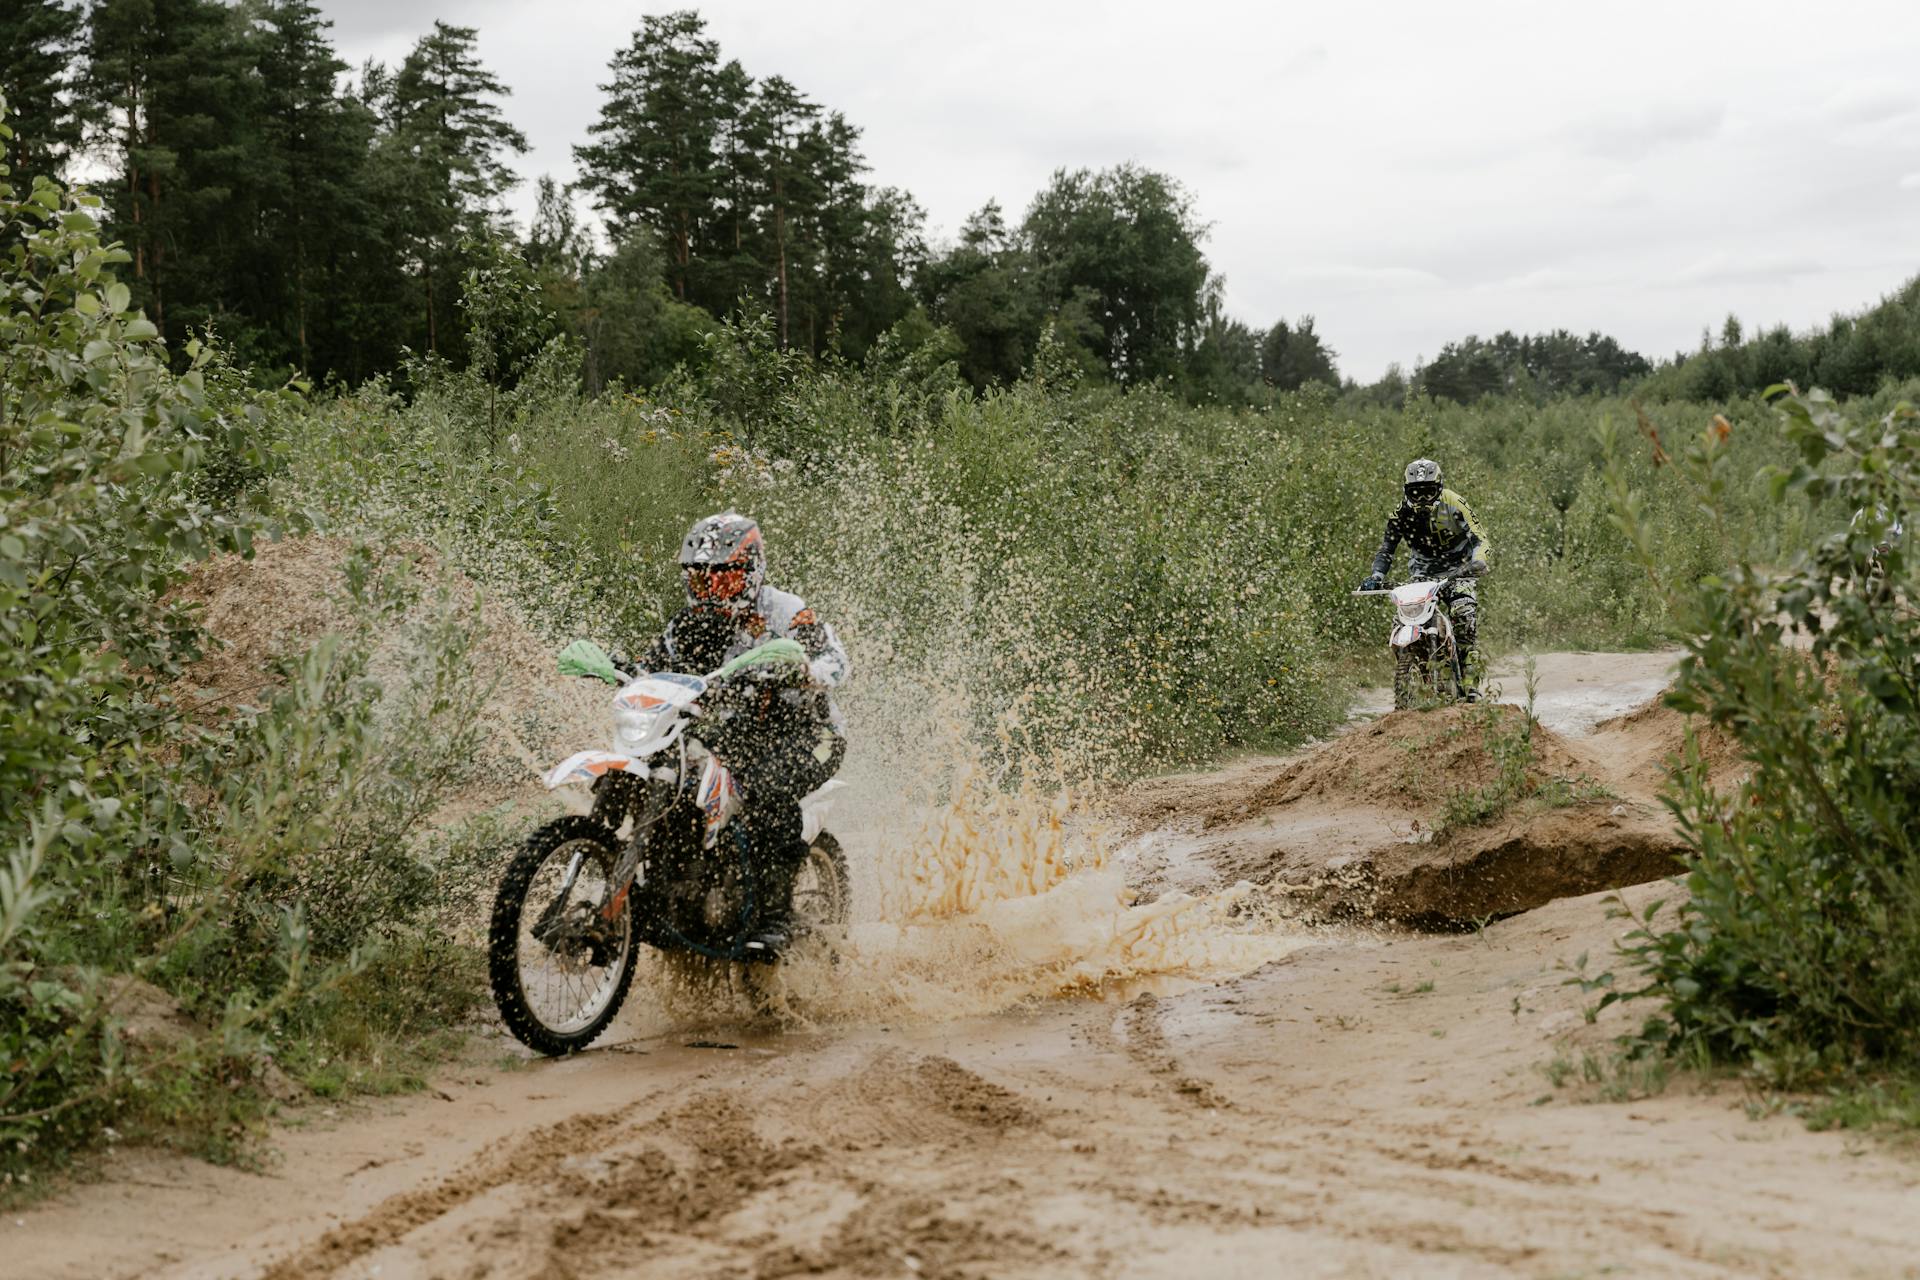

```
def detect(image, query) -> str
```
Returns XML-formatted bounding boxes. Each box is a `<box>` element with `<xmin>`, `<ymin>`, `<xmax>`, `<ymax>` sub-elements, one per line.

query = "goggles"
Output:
<box><xmin>1405</xmin><ymin>482</ymin><xmax>1442</xmax><ymax>504</ymax></box>
<box><xmin>686</xmin><ymin>563</ymin><xmax>750</xmax><ymax>599</ymax></box>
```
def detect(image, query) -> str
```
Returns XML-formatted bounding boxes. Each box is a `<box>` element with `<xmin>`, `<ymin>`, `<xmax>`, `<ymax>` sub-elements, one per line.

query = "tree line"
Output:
<box><xmin>38</xmin><ymin>3</ymin><xmax>1916</xmax><ymax>409</ymax></box>
<box><xmin>1640</xmin><ymin>276</ymin><xmax>1920</xmax><ymax>403</ymax></box>
<box><xmin>2</xmin><ymin>2</ymin><xmax>1355</xmax><ymax>397</ymax></box>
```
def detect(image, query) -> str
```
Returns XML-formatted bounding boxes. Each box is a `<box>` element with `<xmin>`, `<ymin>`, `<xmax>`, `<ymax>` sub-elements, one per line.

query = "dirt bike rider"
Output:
<box><xmin>1358</xmin><ymin>459</ymin><xmax>1491</xmax><ymax>700</ymax></box>
<box><xmin>630</xmin><ymin>512</ymin><xmax>850</xmax><ymax>955</ymax></box>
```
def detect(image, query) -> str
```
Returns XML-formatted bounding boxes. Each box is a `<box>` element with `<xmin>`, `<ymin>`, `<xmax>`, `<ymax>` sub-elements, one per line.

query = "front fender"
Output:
<box><xmin>543</xmin><ymin>750</ymin><xmax>649</xmax><ymax>790</ymax></box>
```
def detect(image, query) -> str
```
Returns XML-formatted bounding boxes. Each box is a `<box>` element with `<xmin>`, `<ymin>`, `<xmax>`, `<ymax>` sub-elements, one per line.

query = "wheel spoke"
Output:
<box><xmin>516</xmin><ymin>838</ymin><xmax>632</xmax><ymax>1036</ymax></box>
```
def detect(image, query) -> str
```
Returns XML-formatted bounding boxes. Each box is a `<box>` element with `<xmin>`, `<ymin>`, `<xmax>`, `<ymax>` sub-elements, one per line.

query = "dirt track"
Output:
<box><xmin>19</xmin><ymin>651</ymin><xmax>1920</xmax><ymax>1279</ymax></box>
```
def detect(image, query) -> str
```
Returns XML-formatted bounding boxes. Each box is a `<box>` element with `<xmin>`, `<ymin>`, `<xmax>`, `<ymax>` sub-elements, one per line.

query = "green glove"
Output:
<box><xmin>712</xmin><ymin>638</ymin><xmax>809</xmax><ymax>683</ymax></box>
<box><xmin>557</xmin><ymin>639</ymin><xmax>623</xmax><ymax>686</ymax></box>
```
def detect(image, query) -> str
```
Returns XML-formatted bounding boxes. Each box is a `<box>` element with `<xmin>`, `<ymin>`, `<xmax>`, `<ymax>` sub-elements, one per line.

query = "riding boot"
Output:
<box><xmin>1458</xmin><ymin>648</ymin><xmax>1482</xmax><ymax>702</ymax></box>
<box><xmin>742</xmin><ymin>840</ymin><xmax>807</xmax><ymax>961</ymax></box>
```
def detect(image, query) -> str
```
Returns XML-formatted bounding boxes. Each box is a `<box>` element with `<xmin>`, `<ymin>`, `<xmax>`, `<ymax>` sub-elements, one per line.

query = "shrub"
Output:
<box><xmin>1601</xmin><ymin>389</ymin><xmax>1920</xmax><ymax>1088</ymax></box>
<box><xmin>0</xmin><ymin>105</ymin><xmax>498</xmax><ymax>1182</ymax></box>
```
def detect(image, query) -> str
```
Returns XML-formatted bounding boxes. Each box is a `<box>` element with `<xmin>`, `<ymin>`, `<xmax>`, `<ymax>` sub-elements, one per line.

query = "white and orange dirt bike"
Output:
<box><xmin>1353</xmin><ymin>568</ymin><xmax>1484</xmax><ymax>710</ymax></box>
<box><xmin>487</xmin><ymin>638</ymin><xmax>851</xmax><ymax>1056</ymax></box>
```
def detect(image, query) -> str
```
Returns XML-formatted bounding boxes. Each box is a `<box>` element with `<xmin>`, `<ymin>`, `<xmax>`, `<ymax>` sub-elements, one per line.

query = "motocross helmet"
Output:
<box><xmin>678</xmin><ymin>512</ymin><xmax>765</xmax><ymax>613</ymax></box>
<box><xmin>1403</xmin><ymin>458</ymin><xmax>1443</xmax><ymax>508</ymax></box>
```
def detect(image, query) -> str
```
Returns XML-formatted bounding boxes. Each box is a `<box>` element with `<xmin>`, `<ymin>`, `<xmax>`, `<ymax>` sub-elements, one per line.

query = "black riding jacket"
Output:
<box><xmin>1369</xmin><ymin>488</ymin><xmax>1490</xmax><ymax>580</ymax></box>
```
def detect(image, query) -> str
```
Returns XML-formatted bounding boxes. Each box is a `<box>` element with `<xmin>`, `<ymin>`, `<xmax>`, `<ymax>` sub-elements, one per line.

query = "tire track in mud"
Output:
<box><xmin>259</xmin><ymin>1050</ymin><xmax>1065</xmax><ymax>1280</ymax></box>
<box><xmin>256</xmin><ymin>1105</ymin><xmax>650</xmax><ymax>1280</ymax></box>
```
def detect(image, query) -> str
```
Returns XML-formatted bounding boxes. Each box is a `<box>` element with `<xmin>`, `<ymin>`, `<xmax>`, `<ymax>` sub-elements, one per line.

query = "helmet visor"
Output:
<box><xmin>686</xmin><ymin>563</ymin><xmax>751</xmax><ymax>602</ymax></box>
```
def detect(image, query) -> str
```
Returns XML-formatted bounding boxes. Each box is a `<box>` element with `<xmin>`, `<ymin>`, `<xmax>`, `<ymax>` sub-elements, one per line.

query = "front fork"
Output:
<box><xmin>534</xmin><ymin>773</ymin><xmax>669</xmax><ymax>948</ymax></box>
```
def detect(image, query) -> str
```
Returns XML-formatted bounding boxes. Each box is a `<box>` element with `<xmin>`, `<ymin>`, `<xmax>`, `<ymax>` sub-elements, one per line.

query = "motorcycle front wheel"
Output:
<box><xmin>488</xmin><ymin>816</ymin><xmax>639</xmax><ymax>1056</ymax></box>
<box><xmin>1393</xmin><ymin>638</ymin><xmax>1456</xmax><ymax>710</ymax></box>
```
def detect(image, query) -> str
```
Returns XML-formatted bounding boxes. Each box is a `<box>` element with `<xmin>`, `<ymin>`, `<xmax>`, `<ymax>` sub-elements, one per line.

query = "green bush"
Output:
<box><xmin>1601</xmin><ymin>389</ymin><xmax>1920</xmax><ymax>1092</ymax></box>
<box><xmin>0</xmin><ymin>106</ymin><xmax>498</xmax><ymax>1184</ymax></box>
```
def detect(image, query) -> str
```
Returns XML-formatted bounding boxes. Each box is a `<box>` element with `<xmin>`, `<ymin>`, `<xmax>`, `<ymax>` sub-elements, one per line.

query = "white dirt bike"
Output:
<box><xmin>1354</xmin><ymin>569</ymin><xmax>1481</xmax><ymax>710</ymax></box>
<box><xmin>487</xmin><ymin>638</ymin><xmax>850</xmax><ymax>1056</ymax></box>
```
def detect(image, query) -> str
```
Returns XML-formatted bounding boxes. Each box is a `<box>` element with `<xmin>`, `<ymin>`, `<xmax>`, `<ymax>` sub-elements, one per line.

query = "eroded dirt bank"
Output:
<box><xmin>18</xmin><ymin>650</ymin><xmax>1920</xmax><ymax>1279</ymax></box>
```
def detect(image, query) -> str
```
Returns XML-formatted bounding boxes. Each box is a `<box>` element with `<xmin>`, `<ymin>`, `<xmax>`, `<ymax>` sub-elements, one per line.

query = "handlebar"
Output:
<box><xmin>1352</xmin><ymin>564</ymin><xmax>1487</xmax><ymax>597</ymax></box>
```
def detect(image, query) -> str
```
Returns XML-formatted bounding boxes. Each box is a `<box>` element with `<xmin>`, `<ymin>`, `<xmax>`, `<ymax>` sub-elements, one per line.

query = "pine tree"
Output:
<box><xmin>0</xmin><ymin>0</ymin><xmax>83</xmax><ymax>183</ymax></box>
<box><xmin>743</xmin><ymin>76</ymin><xmax>822</xmax><ymax>350</ymax></box>
<box><xmin>246</xmin><ymin>0</ymin><xmax>377</xmax><ymax>375</ymax></box>
<box><xmin>369</xmin><ymin>21</ymin><xmax>527</xmax><ymax>358</ymax></box>
<box><xmin>574</xmin><ymin>11</ymin><xmax>728</xmax><ymax>306</ymax></box>
<box><xmin>84</xmin><ymin>0</ymin><xmax>260</xmax><ymax>346</ymax></box>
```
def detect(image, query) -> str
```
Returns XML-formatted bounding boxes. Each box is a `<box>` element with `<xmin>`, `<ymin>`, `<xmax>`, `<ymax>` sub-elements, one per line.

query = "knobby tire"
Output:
<box><xmin>488</xmin><ymin>815</ymin><xmax>638</xmax><ymax>1057</ymax></box>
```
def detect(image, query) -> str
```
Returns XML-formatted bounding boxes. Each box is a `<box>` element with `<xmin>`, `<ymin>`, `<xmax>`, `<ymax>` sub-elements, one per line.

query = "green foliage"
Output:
<box><xmin>281</xmin><ymin>325</ymin><xmax>1813</xmax><ymax>788</ymax></box>
<box><xmin>0</xmin><ymin>0</ymin><xmax>82</xmax><ymax>184</ymax></box>
<box><xmin>1643</xmin><ymin>276</ymin><xmax>1920</xmax><ymax>403</ymax></box>
<box><xmin>1021</xmin><ymin>164</ymin><xmax>1211</xmax><ymax>385</ymax></box>
<box><xmin>0</xmin><ymin>124</ymin><xmax>496</xmax><ymax>1182</ymax></box>
<box><xmin>1434</xmin><ymin>669</ymin><xmax>1608</xmax><ymax>835</ymax></box>
<box><xmin>1261</xmin><ymin>316</ymin><xmax>1340</xmax><ymax>392</ymax></box>
<box><xmin>1416</xmin><ymin>330</ymin><xmax>1652</xmax><ymax>404</ymax></box>
<box><xmin>574</xmin><ymin>11</ymin><xmax>918</xmax><ymax>360</ymax></box>
<box><xmin>1600</xmin><ymin>387</ymin><xmax>1920</xmax><ymax>1101</ymax></box>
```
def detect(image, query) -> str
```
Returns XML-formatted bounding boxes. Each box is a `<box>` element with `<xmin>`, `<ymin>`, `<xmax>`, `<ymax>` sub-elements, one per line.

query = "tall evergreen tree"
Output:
<box><xmin>245</xmin><ymin>0</ymin><xmax>376</xmax><ymax>375</ymax></box>
<box><xmin>574</xmin><ymin>11</ymin><xmax>728</xmax><ymax>306</ymax></box>
<box><xmin>368</xmin><ymin>21</ymin><xmax>527</xmax><ymax>358</ymax></box>
<box><xmin>85</xmin><ymin>0</ymin><xmax>260</xmax><ymax>345</ymax></box>
<box><xmin>741</xmin><ymin>75</ymin><xmax>821</xmax><ymax>350</ymax></box>
<box><xmin>0</xmin><ymin>0</ymin><xmax>83</xmax><ymax>183</ymax></box>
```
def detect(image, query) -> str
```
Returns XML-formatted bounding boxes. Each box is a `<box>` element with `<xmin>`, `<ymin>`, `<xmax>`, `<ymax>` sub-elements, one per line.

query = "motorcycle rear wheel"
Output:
<box><xmin>488</xmin><ymin>816</ymin><xmax>639</xmax><ymax>1056</ymax></box>
<box><xmin>790</xmin><ymin>831</ymin><xmax>853</xmax><ymax>937</ymax></box>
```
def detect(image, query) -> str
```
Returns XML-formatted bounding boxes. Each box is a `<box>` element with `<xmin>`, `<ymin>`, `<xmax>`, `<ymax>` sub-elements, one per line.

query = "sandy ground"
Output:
<box><xmin>16</xmin><ymin>649</ymin><xmax>1920</xmax><ymax>1280</ymax></box>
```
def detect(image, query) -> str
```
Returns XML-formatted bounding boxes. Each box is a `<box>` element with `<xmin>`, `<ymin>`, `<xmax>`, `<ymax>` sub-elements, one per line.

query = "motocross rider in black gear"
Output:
<box><xmin>1358</xmin><ymin>459</ymin><xmax>1491</xmax><ymax>700</ymax></box>
<box><xmin>633</xmin><ymin>513</ymin><xmax>850</xmax><ymax>956</ymax></box>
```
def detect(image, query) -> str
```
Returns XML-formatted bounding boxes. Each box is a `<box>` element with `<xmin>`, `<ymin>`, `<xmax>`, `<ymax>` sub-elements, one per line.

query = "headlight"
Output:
<box><xmin>614</xmin><ymin>709</ymin><xmax>660</xmax><ymax>748</ymax></box>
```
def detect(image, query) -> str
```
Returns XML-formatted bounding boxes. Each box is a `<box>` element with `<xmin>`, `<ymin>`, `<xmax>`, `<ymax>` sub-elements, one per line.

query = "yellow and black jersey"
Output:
<box><xmin>1370</xmin><ymin>488</ymin><xmax>1490</xmax><ymax>579</ymax></box>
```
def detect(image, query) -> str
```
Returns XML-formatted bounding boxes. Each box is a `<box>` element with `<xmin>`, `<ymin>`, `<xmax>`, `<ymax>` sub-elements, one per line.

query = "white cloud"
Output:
<box><xmin>1899</xmin><ymin>173</ymin><xmax>1920</xmax><ymax>191</ymax></box>
<box><xmin>1564</xmin><ymin>104</ymin><xmax>1726</xmax><ymax>160</ymax></box>
<box><xmin>1675</xmin><ymin>254</ymin><xmax>1824</xmax><ymax>287</ymax></box>
<box><xmin>1289</xmin><ymin>265</ymin><xmax>1446</xmax><ymax>290</ymax></box>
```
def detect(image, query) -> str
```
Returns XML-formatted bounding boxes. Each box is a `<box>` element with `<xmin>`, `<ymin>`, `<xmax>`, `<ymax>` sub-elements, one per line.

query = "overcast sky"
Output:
<box><xmin>317</xmin><ymin>0</ymin><xmax>1920</xmax><ymax>381</ymax></box>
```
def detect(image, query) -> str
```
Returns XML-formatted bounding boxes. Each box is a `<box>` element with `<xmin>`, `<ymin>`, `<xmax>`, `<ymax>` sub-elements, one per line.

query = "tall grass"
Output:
<box><xmin>282</xmin><ymin>330</ymin><xmax>1822</xmax><ymax>784</ymax></box>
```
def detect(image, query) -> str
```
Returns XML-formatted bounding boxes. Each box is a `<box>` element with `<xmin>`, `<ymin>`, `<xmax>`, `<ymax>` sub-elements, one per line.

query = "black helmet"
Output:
<box><xmin>678</xmin><ymin>511</ymin><xmax>765</xmax><ymax>613</ymax></box>
<box><xmin>1403</xmin><ymin>458</ymin><xmax>1443</xmax><ymax>507</ymax></box>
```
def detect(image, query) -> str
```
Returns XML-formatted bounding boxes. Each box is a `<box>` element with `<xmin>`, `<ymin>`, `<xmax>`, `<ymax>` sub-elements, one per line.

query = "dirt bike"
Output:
<box><xmin>488</xmin><ymin>638</ymin><xmax>851</xmax><ymax>1056</ymax></box>
<box><xmin>1354</xmin><ymin>568</ymin><xmax>1482</xmax><ymax>710</ymax></box>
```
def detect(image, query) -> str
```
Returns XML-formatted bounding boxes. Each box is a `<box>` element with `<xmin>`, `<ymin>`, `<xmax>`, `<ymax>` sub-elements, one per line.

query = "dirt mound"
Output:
<box><xmin>1592</xmin><ymin>694</ymin><xmax>1745</xmax><ymax>793</ymax></box>
<box><xmin>170</xmin><ymin>535</ymin><xmax>602</xmax><ymax>820</ymax></box>
<box><xmin>1229</xmin><ymin>705</ymin><xmax>1596</xmax><ymax>825</ymax></box>
<box><xmin>1338</xmin><ymin>803</ymin><xmax>1684</xmax><ymax>925</ymax></box>
<box><xmin>1233</xmin><ymin>797</ymin><xmax>1686</xmax><ymax>928</ymax></box>
<box><xmin>1115</xmin><ymin>704</ymin><xmax>1691</xmax><ymax>928</ymax></box>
